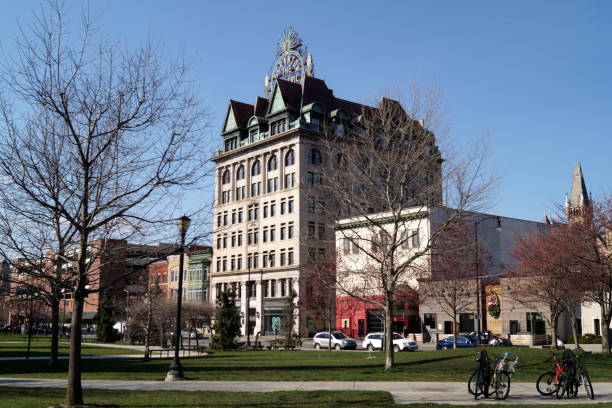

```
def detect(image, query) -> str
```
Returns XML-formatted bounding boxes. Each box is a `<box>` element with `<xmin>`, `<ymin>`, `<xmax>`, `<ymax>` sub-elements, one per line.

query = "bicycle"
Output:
<box><xmin>556</xmin><ymin>350</ymin><xmax>595</xmax><ymax>400</ymax></box>
<box><xmin>490</xmin><ymin>352</ymin><xmax>519</xmax><ymax>400</ymax></box>
<box><xmin>556</xmin><ymin>349</ymin><xmax>578</xmax><ymax>399</ymax></box>
<box><xmin>468</xmin><ymin>350</ymin><xmax>492</xmax><ymax>399</ymax></box>
<box><xmin>536</xmin><ymin>351</ymin><xmax>563</xmax><ymax>396</ymax></box>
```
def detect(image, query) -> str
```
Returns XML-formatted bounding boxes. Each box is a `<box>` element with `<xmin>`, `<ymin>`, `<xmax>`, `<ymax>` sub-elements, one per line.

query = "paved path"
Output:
<box><xmin>0</xmin><ymin>378</ymin><xmax>609</xmax><ymax>405</ymax></box>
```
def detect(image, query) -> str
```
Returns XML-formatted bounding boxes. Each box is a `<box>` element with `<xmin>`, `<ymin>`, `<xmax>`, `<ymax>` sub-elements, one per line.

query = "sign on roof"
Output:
<box><xmin>264</xmin><ymin>27</ymin><xmax>314</xmax><ymax>96</ymax></box>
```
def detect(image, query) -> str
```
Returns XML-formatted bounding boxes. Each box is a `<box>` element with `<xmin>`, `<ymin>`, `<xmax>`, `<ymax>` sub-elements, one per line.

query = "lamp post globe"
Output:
<box><xmin>166</xmin><ymin>215</ymin><xmax>191</xmax><ymax>381</ymax></box>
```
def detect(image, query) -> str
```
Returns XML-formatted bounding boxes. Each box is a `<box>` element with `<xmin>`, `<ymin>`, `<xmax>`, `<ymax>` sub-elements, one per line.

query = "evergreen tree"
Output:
<box><xmin>95</xmin><ymin>289</ymin><xmax>116</xmax><ymax>343</ymax></box>
<box><xmin>283</xmin><ymin>289</ymin><xmax>298</xmax><ymax>349</ymax></box>
<box><xmin>211</xmin><ymin>289</ymin><xmax>241</xmax><ymax>350</ymax></box>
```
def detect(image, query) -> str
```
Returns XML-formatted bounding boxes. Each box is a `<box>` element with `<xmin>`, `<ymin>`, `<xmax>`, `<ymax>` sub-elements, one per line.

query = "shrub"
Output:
<box><xmin>566</xmin><ymin>333</ymin><xmax>602</xmax><ymax>344</ymax></box>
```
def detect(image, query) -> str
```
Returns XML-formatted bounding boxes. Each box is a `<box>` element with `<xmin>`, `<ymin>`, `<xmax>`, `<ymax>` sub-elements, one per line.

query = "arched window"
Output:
<box><xmin>308</xmin><ymin>148</ymin><xmax>322</xmax><ymax>165</ymax></box>
<box><xmin>236</xmin><ymin>165</ymin><xmax>245</xmax><ymax>181</ymax></box>
<box><xmin>285</xmin><ymin>149</ymin><xmax>295</xmax><ymax>166</ymax></box>
<box><xmin>268</xmin><ymin>154</ymin><xmax>278</xmax><ymax>171</ymax></box>
<box><xmin>251</xmin><ymin>160</ymin><xmax>261</xmax><ymax>176</ymax></box>
<box><xmin>222</xmin><ymin>169</ymin><xmax>231</xmax><ymax>184</ymax></box>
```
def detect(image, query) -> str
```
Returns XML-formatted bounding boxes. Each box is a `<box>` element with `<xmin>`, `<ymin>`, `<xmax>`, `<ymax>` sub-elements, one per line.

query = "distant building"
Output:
<box><xmin>335</xmin><ymin>207</ymin><xmax>547</xmax><ymax>341</ymax></box>
<box><xmin>209</xmin><ymin>28</ymin><xmax>440</xmax><ymax>336</ymax></box>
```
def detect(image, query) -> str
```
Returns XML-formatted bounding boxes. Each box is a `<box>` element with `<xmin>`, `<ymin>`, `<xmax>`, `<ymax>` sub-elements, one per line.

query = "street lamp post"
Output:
<box><xmin>166</xmin><ymin>215</ymin><xmax>191</xmax><ymax>382</ymax></box>
<box><xmin>474</xmin><ymin>216</ymin><xmax>502</xmax><ymax>342</ymax></box>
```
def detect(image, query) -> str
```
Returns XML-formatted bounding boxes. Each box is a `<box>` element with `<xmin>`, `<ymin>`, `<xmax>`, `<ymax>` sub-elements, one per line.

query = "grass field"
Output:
<box><xmin>0</xmin><ymin>343</ymin><xmax>141</xmax><ymax>357</ymax></box>
<box><xmin>1</xmin><ymin>347</ymin><xmax>611</xmax><ymax>382</ymax></box>
<box><xmin>1</xmin><ymin>388</ymin><xmax>612</xmax><ymax>408</ymax></box>
<box><xmin>0</xmin><ymin>334</ymin><xmax>141</xmax><ymax>357</ymax></box>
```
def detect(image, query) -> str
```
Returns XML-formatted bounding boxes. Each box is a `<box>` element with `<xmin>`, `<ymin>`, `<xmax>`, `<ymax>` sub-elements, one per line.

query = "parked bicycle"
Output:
<box><xmin>536</xmin><ymin>351</ymin><xmax>563</xmax><ymax>396</ymax></box>
<box><xmin>490</xmin><ymin>352</ymin><xmax>519</xmax><ymax>400</ymax></box>
<box><xmin>468</xmin><ymin>350</ymin><xmax>492</xmax><ymax>399</ymax></box>
<box><xmin>536</xmin><ymin>349</ymin><xmax>594</xmax><ymax>400</ymax></box>
<box><xmin>556</xmin><ymin>350</ymin><xmax>594</xmax><ymax>399</ymax></box>
<box><xmin>469</xmin><ymin>350</ymin><xmax>518</xmax><ymax>400</ymax></box>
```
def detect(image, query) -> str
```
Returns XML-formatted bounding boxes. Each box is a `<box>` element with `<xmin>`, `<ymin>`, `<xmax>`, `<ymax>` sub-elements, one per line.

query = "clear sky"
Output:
<box><xmin>1</xmin><ymin>1</ymin><xmax>610</xmax><ymax>222</ymax></box>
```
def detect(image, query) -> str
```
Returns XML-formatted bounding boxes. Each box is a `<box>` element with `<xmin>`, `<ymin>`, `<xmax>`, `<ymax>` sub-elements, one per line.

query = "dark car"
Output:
<box><xmin>436</xmin><ymin>335</ymin><xmax>478</xmax><ymax>350</ymax></box>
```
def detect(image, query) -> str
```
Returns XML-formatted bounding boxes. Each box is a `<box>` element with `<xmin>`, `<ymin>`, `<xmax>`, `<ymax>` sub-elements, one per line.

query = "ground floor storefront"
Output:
<box><xmin>335</xmin><ymin>296</ymin><xmax>420</xmax><ymax>340</ymax></box>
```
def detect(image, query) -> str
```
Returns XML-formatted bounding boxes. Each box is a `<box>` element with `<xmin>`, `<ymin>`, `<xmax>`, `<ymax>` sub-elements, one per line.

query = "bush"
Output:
<box><xmin>566</xmin><ymin>333</ymin><xmax>602</xmax><ymax>344</ymax></box>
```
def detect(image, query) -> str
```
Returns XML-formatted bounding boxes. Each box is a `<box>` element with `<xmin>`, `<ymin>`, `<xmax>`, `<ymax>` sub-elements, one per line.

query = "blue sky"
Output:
<box><xmin>1</xmin><ymin>1</ymin><xmax>610</xmax><ymax>222</ymax></box>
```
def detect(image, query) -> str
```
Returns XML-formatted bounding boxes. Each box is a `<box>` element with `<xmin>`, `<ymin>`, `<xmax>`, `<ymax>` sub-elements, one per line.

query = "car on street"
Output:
<box><xmin>362</xmin><ymin>332</ymin><xmax>418</xmax><ymax>352</ymax></box>
<box><xmin>312</xmin><ymin>331</ymin><xmax>357</xmax><ymax>350</ymax></box>
<box><xmin>436</xmin><ymin>335</ymin><xmax>478</xmax><ymax>350</ymax></box>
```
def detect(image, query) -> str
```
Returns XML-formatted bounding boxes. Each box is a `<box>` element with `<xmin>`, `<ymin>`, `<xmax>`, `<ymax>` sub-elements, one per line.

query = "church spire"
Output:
<box><xmin>569</xmin><ymin>162</ymin><xmax>589</xmax><ymax>208</ymax></box>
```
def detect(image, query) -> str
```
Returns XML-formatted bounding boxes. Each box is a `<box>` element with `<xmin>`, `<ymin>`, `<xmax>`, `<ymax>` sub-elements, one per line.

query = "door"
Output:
<box><xmin>319</xmin><ymin>333</ymin><xmax>329</xmax><ymax>347</ymax></box>
<box><xmin>444</xmin><ymin>321</ymin><xmax>453</xmax><ymax>334</ymax></box>
<box><xmin>357</xmin><ymin>319</ymin><xmax>365</xmax><ymax>338</ymax></box>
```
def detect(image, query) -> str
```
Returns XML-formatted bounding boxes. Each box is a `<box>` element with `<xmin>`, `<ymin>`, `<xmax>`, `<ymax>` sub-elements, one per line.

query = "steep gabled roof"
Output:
<box><xmin>229</xmin><ymin>100</ymin><xmax>255</xmax><ymax>129</ymax></box>
<box><xmin>254</xmin><ymin>97</ymin><xmax>269</xmax><ymax>117</ymax></box>
<box><xmin>275</xmin><ymin>79</ymin><xmax>302</xmax><ymax>111</ymax></box>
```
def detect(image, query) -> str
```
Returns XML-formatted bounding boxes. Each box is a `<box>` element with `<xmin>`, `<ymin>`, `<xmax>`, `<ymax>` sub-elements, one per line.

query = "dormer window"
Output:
<box><xmin>249</xmin><ymin>128</ymin><xmax>259</xmax><ymax>143</ymax></box>
<box><xmin>270</xmin><ymin>119</ymin><xmax>286</xmax><ymax>136</ymax></box>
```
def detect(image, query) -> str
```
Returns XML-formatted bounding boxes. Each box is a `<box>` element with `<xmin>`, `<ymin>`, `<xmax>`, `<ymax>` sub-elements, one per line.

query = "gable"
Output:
<box><xmin>269</xmin><ymin>85</ymin><xmax>286</xmax><ymax>115</ymax></box>
<box><xmin>223</xmin><ymin>105</ymin><xmax>238</xmax><ymax>133</ymax></box>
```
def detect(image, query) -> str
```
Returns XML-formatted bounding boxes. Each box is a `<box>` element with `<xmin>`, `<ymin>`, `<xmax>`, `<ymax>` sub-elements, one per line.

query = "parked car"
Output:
<box><xmin>312</xmin><ymin>331</ymin><xmax>357</xmax><ymax>350</ymax></box>
<box><xmin>489</xmin><ymin>336</ymin><xmax>512</xmax><ymax>346</ymax></box>
<box><xmin>436</xmin><ymin>335</ymin><xmax>477</xmax><ymax>350</ymax></box>
<box><xmin>362</xmin><ymin>332</ymin><xmax>418</xmax><ymax>352</ymax></box>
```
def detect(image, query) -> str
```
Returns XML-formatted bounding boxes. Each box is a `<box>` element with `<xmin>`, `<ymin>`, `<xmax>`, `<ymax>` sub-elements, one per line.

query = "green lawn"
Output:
<box><xmin>0</xmin><ymin>343</ymin><xmax>141</xmax><ymax>357</ymax></box>
<box><xmin>1</xmin><ymin>347</ymin><xmax>611</xmax><ymax>382</ymax></box>
<box><xmin>1</xmin><ymin>388</ymin><xmax>612</xmax><ymax>408</ymax></box>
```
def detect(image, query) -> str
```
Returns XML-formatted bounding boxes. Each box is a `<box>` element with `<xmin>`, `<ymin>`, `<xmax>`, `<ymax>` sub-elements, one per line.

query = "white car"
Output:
<box><xmin>362</xmin><ymin>332</ymin><xmax>418</xmax><ymax>352</ymax></box>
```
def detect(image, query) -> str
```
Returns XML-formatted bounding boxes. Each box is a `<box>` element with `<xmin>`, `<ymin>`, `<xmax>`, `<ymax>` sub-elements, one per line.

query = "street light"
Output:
<box><xmin>166</xmin><ymin>215</ymin><xmax>191</xmax><ymax>382</ymax></box>
<box><xmin>474</xmin><ymin>215</ymin><xmax>502</xmax><ymax>342</ymax></box>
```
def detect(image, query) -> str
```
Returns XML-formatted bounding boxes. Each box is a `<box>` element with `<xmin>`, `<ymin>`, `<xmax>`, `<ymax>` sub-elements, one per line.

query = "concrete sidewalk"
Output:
<box><xmin>0</xmin><ymin>378</ymin><xmax>610</xmax><ymax>405</ymax></box>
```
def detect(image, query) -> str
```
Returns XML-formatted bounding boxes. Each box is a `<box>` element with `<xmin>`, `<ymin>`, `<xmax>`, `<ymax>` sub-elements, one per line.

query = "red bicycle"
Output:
<box><xmin>536</xmin><ymin>352</ymin><xmax>563</xmax><ymax>396</ymax></box>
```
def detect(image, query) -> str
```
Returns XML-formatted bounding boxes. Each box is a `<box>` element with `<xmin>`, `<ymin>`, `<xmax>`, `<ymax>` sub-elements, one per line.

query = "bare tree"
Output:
<box><xmin>320</xmin><ymin>93</ymin><xmax>497</xmax><ymax>369</ymax></box>
<box><xmin>0</xmin><ymin>2</ymin><xmax>209</xmax><ymax>405</ymax></box>
<box><xmin>420</xmin><ymin>222</ymin><xmax>484</xmax><ymax>349</ymax></box>
<box><xmin>507</xmin><ymin>227</ymin><xmax>568</xmax><ymax>347</ymax></box>
<box><xmin>563</xmin><ymin>197</ymin><xmax>612</xmax><ymax>352</ymax></box>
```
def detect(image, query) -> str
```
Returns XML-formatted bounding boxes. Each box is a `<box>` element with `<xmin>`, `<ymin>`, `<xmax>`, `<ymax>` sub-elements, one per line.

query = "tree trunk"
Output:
<box><xmin>49</xmin><ymin>299</ymin><xmax>60</xmax><ymax>367</ymax></box>
<box><xmin>453</xmin><ymin>311</ymin><xmax>457</xmax><ymax>350</ymax></box>
<box><xmin>551</xmin><ymin>315</ymin><xmax>558</xmax><ymax>349</ymax></box>
<box><xmin>64</xmin><ymin>292</ymin><xmax>84</xmax><ymax>407</ymax></box>
<box><xmin>571</xmin><ymin>315</ymin><xmax>580</xmax><ymax>349</ymax></box>
<box><xmin>384</xmin><ymin>295</ymin><xmax>394</xmax><ymax>370</ymax></box>
<box><xmin>601</xmin><ymin>304</ymin><xmax>611</xmax><ymax>354</ymax></box>
<box><xmin>26</xmin><ymin>318</ymin><xmax>33</xmax><ymax>361</ymax></box>
<box><xmin>144</xmin><ymin>293</ymin><xmax>152</xmax><ymax>362</ymax></box>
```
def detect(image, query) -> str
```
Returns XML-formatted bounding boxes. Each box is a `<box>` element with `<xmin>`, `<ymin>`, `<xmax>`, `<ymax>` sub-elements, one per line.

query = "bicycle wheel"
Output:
<box><xmin>474</xmin><ymin>369</ymin><xmax>486</xmax><ymax>400</ymax></box>
<box><xmin>494</xmin><ymin>372</ymin><xmax>511</xmax><ymax>400</ymax></box>
<box><xmin>468</xmin><ymin>370</ymin><xmax>477</xmax><ymax>395</ymax></box>
<box><xmin>536</xmin><ymin>371</ymin><xmax>556</xmax><ymax>396</ymax></box>
<box><xmin>556</xmin><ymin>372</ymin><xmax>568</xmax><ymax>399</ymax></box>
<box><xmin>581</xmin><ymin>369</ymin><xmax>594</xmax><ymax>399</ymax></box>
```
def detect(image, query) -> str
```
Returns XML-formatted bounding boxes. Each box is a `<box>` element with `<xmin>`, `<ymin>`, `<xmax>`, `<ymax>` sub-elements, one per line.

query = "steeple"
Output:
<box><xmin>569</xmin><ymin>162</ymin><xmax>589</xmax><ymax>208</ymax></box>
<box><xmin>542</xmin><ymin>210</ymin><xmax>552</xmax><ymax>225</ymax></box>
